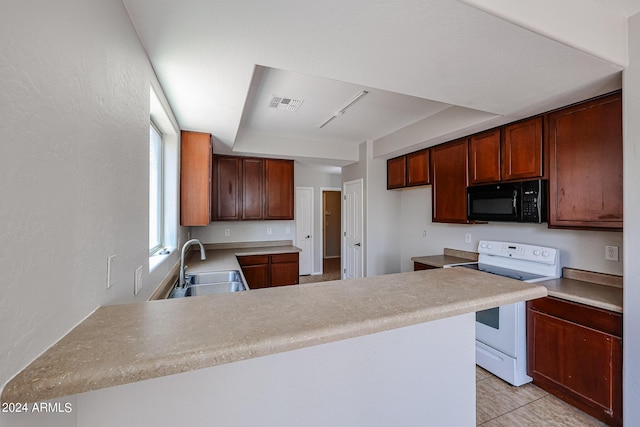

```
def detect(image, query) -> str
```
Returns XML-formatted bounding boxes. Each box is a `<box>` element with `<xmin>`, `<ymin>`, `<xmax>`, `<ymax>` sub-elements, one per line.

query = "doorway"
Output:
<box><xmin>322</xmin><ymin>189</ymin><xmax>342</xmax><ymax>277</ymax></box>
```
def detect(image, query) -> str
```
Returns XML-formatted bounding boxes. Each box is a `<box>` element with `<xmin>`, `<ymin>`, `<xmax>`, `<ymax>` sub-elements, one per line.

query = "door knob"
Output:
<box><xmin>306</xmin><ymin>235</ymin><xmax>311</xmax><ymax>239</ymax></box>
<box><xmin>355</xmin><ymin>242</ymin><xmax>361</xmax><ymax>247</ymax></box>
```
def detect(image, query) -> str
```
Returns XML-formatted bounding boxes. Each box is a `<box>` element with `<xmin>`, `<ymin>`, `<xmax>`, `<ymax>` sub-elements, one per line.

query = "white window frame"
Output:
<box><xmin>149</xmin><ymin>121</ymin><xmax>164</xmax><ymax>255</ymax></box>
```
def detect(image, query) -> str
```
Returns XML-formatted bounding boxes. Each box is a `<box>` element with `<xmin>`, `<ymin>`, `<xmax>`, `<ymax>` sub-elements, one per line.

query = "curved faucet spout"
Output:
<box><xmin>179</xmin><ymin>239</ymin><xmax>206</xmax><ymax>288</ymax></box>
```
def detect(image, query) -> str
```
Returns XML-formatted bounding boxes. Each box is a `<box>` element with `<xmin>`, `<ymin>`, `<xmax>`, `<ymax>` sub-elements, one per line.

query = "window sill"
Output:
<box><xmin>149</xmin><ymin>247</ymin><xmax>175</xmax><ymax>272</ymax></box>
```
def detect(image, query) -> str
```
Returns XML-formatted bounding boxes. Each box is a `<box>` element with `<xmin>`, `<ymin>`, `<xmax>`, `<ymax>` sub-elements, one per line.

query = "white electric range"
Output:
<box><xmin>445</xmin><ymin>240</ymin><xmax>560</xmax><ymax>386</ymax></box>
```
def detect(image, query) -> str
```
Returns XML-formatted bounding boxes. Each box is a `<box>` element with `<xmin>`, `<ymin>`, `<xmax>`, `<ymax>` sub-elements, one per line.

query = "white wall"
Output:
<box><xmin>623</xmin><ymin>12</ymin><xmax>640</xmax><ymax>426</ymax></box>
<box><xmin>0</xmin><ymin>0</ymin><xmax>184</xmax><ymax>398</ymax></box>
<box><xmin>399</xmin><ymin>188</ymin><xmax>624</xmax><ymax>275</ymax></box>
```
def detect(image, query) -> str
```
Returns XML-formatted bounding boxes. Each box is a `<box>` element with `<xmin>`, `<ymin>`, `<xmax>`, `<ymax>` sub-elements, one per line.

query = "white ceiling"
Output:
<box><xmin>123</xmin><ymin>0</ymin><xmax>633</xmax><ymax>167</ymax></box>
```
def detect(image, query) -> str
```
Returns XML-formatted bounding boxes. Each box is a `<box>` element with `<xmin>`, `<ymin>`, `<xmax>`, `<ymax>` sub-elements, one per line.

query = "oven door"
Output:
<box><xmin>475</xmin><ymin>303</ymin><xmax>519</xmax><ymax>358</ymax></box>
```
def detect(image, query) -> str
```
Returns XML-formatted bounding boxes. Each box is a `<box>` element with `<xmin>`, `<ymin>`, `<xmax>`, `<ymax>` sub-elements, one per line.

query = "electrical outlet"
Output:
<box><xmin>422</xmin><ymin>230</ymin><xmax>427</xmax><ymax>237</ymax></box>
<box><xmin>224</xmin><ymin>229</ymin><xmax>230</xmax><ymax>237</ymax></box>
<box><xmin>267</xmin><ymin>227</ymin><xmax>272</xmax><ymax>235</ymax></box>
<box><xmin>286</xmin><ymin>227</ymin><xmax>291</xmax><ymax>235</ymax></box>
<box><xmin>605</xmin><ymin>246</ymin><xmax>619</xmax><ymax>262</ymax></box>
<box><xmin>465</xmin><ymin>233</ymin><xmax>472</xmax><ymax>243</ymax></box>
<box><xmin>106</xmin><ymin>255</ymin><xmax>116</xmax><ymax>289</ymax></box>
<box><xmin>134</xmin><ymin>266</ymin><xmax>143</xmax><ymax>296</ymax></box>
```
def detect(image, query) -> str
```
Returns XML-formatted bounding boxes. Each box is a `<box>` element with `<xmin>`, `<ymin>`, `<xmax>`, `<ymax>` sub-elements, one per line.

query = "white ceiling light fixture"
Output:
<box><xmin>318</xmin><ymin>90</ymin><xmax>369</xmax><ymax>129</ymax></box>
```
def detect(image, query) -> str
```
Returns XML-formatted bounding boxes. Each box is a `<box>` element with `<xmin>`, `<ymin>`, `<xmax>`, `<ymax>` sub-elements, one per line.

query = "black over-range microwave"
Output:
<box><xmin>467</xmin><ymin>179</ymin><xmax>547</xmax><ymax>223</ymax></box>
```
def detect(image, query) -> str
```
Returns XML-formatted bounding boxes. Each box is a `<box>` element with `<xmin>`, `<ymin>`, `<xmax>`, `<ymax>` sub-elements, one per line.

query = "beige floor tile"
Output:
<box><xmin>481</xmin><ymin>405</ymin><xmax>548</xmax><ymax>426</ymax></box>
<box><xmin>525</xmin><ymin>395</ymin><xmax>608</xmax><ymax>427</ymax></box>
<box><xmin>476</xmin><ymin>378</ymin><xmax>522</xmax><ymax>424</ymax></box>
<box><xmin>481</xmin><ymin>376</ymin><xmax>548</xmax><ymax>407</ymax></box>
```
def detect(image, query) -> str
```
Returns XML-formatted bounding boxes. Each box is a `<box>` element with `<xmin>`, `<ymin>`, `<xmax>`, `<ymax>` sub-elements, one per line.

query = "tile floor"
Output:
<box><xmin>299</xmin><ymin>257</ymin><xmax>341</xmax><ymax>284</ymax></box>
<box><xmin>476</xmin><ymin>366</ymin><xmax>608</xmax><ymax>426</ymax></box>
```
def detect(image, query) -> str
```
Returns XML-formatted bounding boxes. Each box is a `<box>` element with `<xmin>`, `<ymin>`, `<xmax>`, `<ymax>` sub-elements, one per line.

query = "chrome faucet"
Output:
<box><xmin>179</xmin><ymin>239</ymin><xmax>206</xmax><ymax>288</ymax></box>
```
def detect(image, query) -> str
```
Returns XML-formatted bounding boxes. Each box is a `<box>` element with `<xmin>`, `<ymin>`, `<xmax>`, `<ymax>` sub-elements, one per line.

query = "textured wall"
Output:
<box><xmin>0</xmin><ymin>1</ymin><xmax>167</xmax><ymax>394</ymax></box>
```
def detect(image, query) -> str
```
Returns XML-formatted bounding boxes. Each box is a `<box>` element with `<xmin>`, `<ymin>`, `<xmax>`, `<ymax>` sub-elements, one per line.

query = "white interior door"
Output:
<box><xmin>296</xmin><ymin>187</ymin><xmax>313</xmax><ymax>275</ymax></box>
<box><xmin>343</xmin><ymin>179</ymin><xmax>363</xmax><ymax>279</ymax></box>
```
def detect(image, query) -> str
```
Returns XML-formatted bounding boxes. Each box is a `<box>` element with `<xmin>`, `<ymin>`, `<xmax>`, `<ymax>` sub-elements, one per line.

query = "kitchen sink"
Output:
<box><xmin>168</xmin><ymin>270</ymin><xmax>246</xmax><ymax>298</ymax></box>
<box><xmin>184</xmin><ymin>281</ymin><xmax>245</xmax><ymax>296</ymax></box>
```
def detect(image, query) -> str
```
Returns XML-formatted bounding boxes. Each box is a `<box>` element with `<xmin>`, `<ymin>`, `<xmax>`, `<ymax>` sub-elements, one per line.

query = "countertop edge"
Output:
<box><xmin>1</xmin><ymin>269</ymin><xmax>546</xmax><ymax>404</ymax></box>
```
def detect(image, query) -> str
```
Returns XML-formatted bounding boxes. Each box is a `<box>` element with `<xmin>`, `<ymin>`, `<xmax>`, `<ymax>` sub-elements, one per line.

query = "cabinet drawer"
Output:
<box><xmin>237</xmin><ymin>255</ymin><xmax>269</xmax><ymax>266</ymax></box>
<box><xmin>528</xmin><ymin>297</ymin><xmax>622</xmax><ymax>337</ymax></box>
<box><xmin>270</xmin><ymin>253</ymin><xmax>299</xmax><ymax>263</ymax></box>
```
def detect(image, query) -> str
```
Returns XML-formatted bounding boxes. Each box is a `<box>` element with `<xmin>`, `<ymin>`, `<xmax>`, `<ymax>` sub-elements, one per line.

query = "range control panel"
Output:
<box><xmin>478</xmin><ymin>240</ymin><xmax>558</xmax><ymax>265</ymax></box>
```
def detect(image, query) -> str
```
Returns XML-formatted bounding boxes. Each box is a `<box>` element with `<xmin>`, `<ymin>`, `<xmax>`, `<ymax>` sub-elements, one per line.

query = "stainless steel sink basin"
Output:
<box><xmin>184</xmin><ymin>281</ymin><xmax>245</xmax><ymax>296</ymax></box>
<box><xmin>168</xmin><ymin>270</ymin><xmax>246</xmax><ymax>298</ymax></box>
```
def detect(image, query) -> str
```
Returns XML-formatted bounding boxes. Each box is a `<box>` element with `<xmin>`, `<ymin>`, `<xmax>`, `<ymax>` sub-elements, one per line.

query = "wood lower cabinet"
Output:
<box><xmin>180</xmin><ymin>131</ymin><xmax>212</xmax><ymax>226</ymax></box>
<box><xmin>502</xmin><ymin>117</ymin><xmax>543</xmax><ymax>181</ymax></box>
<box><xmin>238</xmin><ymin>253</ymin><xmax>299</xmax><ymax>289</ymax></box>
<box><xmin>269</xmin><ymin>253</ymin><xmax>300</xmax><ymax>286</ymax></box>
<box><xmin>527</xmin><ymin>297</ymin><xmax>622</xmax><ymax>426</ymax></box>
<box><xmin>431</xmin><ymin>139</ymin><xmax>469</xmax><ymax>223</ymax></box>
<box><xmin>469</xmin><ymin>129</ymin><xmax>501</xmax><ymax>184</ymax></box>
<box><xmin>547</xmin><ymin>92</ymin><xmax>622</xmax><ymax>230</ymax></box>
<box><xmin>413</xmin><ymin>262</ymin><xmax>437</xmax><ymax>271</ymax></box>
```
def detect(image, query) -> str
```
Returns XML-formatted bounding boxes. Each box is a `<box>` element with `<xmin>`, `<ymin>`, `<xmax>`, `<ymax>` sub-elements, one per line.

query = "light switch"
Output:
<box><xmin>106</xmin><ymin>255</ymin><xmax>116</xmax><ymax>289</ymax></box>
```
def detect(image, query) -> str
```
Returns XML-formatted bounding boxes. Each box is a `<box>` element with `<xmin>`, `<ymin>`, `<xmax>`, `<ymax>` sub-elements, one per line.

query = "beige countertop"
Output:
<box><xmin>539</xmin><ymin>268</ymin><xmax>623</xmax><ymax>313</ymax></box>
<box><xmin>412</xmin><ymin>250</ymin><xmax>623</xmax><ymax>313</ymax></box>
<box><xmin>1</xmin><ymin>267</ymin><xmax>546</xmax><ymax>404</ymax></box>
<box><xmin>411</xmin><ymin>248</ymin><xmax>478</xmax><ymax>268</ymax></box>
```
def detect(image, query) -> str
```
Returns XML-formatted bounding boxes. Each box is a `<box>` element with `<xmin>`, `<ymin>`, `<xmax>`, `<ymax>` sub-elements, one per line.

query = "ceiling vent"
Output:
<box><xmin>268</xmin><ymin>95</ymin><xmax>304</xmax><ymax>111</ymax></box>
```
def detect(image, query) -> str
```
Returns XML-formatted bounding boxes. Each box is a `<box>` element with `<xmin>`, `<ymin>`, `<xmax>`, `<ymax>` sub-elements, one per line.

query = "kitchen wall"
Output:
<box><xmin>0</xmin><ymin>0</ymin><xmax>185</xmax><ymax>403</ymax></box>
<box><xmin>191</xmin><ymin>162</ymin><xmax>341</xmax><ymax>275</ymax></box>
<box><xmin>399</xmin><ymin>187</ymin><xmax>624</xmax><ymax>275</ymax></box>
<box><xmin>623</xmin><ymin>12</ymin><xmax>640</xmax><ymax>425</ymax></box>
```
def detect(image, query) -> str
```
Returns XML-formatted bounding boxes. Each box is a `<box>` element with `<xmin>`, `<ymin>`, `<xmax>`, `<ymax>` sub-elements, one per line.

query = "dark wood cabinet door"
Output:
<box><xmin>270</xmin><ymin>253</ymin><xmax>299</xmax><ymax>286</ymax></box>
<box><xmin>264</xmin><ymin>159</ymin><xmax>294</xmax><ymax>220</ymax></box>
<box><xmin>547</xmin><ymin>92</ymin><xmax>622</xmax><ymax>230</ymax></box>
<box><xmin>527</xmin><ymin>297</ymin><xmax>622</xmax><ymax>426</ymax></box>
<box><xmin>502</xmin><ymin>117</ymin><xmax>543</xmax><ymax>181</ymax></box>
<box><xmin>407</xmin><ymin>149</ymin><xmax>430</xmax><ymax>186</ymax></box>
<box><xmin>180</xmin><ymin>131</ymin><xmax>212</xmax><ymax>226</ymax></box>
<box><xmin>431</xmin><ymin>139</ymin><xmax>469</xmax><ymax>223</ymax></box>
<box><xmin>387</xmin><ymin>156</ymin><xmax>407</xmax><ymax>189</ymax></box>
<box><xmin>240</xmin><ymin>263</ymin><xmax>269</xmax><ymax>289</ymax></box>
<box><xmin>469</xmin><ymin>129</ymin><xmax>501</xmax><ymax>184</ymax></box>
<box><xmin>413</xmin><ymin>262</ymin><xmax>436</xmax><ymax>271</ymax></box>
<box><xmin>242</xmin><ymin>158</ymin><xmax>264</xmax><ymax>220</ymax></box>
<box><xmin>213</xmin><ymin>156</ymin><xmax>242</xmax><ymax>220</ymax></box>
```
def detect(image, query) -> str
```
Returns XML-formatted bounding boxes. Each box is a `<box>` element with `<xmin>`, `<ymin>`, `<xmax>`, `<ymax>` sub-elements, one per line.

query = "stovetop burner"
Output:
<box><xmin>456</xmin><ymin>263</ymin><xmax>547</xmax><ymax>282</ymax></box>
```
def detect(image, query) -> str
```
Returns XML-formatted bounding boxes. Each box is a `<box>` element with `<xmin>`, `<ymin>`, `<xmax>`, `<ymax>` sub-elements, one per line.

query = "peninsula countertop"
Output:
<box><xmin>1</xmin><ymin>267</ymin><xmax>547</xmax><ymax>404</ymax></box>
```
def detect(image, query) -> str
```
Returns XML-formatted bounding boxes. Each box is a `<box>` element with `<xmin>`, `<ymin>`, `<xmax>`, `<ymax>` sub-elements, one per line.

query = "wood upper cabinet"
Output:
<box><xmin>431</xmin><ymin>139</ymin><xmax>469</xmax><ymax>223</ymax></box>
<box><xmin>213</xmin><ymin>156</ymin><xmax>242</xmax><ymax>221</ymax></box>
<box><xmin>527</xmin><ymin>297</ymin><xmax>622</xmax><ymax>426</ymax></box>
<box><xmin>387</xmin><ymin>156</ymin><xmax>406</xmax><ymax>189</ymax></box>
<box><xmin>469</xmin><ymin>129</ymin><xmax>501</xmax><ymax>185</ymax></box>
<box><xmin>406</xmin><ymin>149</ymin><xmax>430</xmax><ymax>186</ymax></box>
<box><xmin>264</xmin><ymin>159</ymin><xmax>294</xmax><ymax>220</ymax></box>
<box><xmin>387</xmin><ymin>150</ymin><xmax>430</xmax><ymax>189</ymax></box>
<box><xmin>213</xmin><ymin>156</ymin><xmax>294</xmax><ymax>221</ymax></box>
<box><xmin>180</xmin><ymin>131</ymin><xmax>212</xmax><ymax>226</ymax></box>
<box><xmin>547</xmin><ymin>92</ymin><xmax>622</xmax><ymax>230</ymax></box>
<box><xmin>502</xmin><ymin>116</ymin><xmax>543</xmax><ymax>181</ymax></box>
<box><xmin>242</xmin><ymin>158</ymin><xmax>264</xmax><ymax>220</ymax></box>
